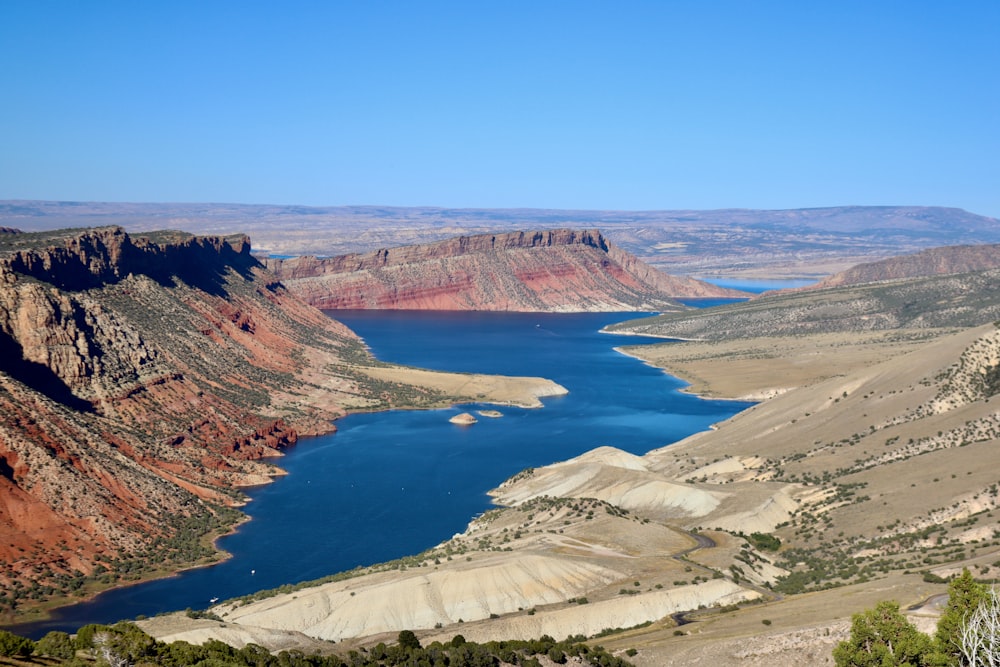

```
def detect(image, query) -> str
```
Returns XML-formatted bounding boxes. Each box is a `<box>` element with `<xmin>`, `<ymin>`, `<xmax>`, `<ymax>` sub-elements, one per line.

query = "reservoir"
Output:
<box><xmin>11</xmin><ymin>310</ymin><xmax>753</xmax><ymax>638</ymax></box>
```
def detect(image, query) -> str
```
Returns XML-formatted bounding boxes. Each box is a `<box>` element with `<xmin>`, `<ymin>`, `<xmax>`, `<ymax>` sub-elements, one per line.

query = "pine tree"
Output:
<box><xmin>833</xmin><ymin>600</ymin><xmax>933</xmax><ymax>666</ymax></box>
<box><xmin>935</xmin><ymin>569</ymin><xmax>988</xmax><ymax>666</ymax></box>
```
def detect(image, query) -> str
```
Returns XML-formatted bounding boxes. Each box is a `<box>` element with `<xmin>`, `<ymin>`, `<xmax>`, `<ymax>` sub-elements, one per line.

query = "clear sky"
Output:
<box><xmin>1</xmin><ymin>1</ymin><xmax>997</xmax><ymax>216</ymax></box>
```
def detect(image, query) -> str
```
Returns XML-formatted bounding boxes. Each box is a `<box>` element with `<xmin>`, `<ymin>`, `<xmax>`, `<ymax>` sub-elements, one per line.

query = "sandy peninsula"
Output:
<box><xmin>616</xmin><ymin>329</ymin><xmax>951</xmax><ymax>400</ymax></box>
<box><xmin>359</xmin><ymin>364</ymin><xmax>568</xmax><ymax>408</ymax></box>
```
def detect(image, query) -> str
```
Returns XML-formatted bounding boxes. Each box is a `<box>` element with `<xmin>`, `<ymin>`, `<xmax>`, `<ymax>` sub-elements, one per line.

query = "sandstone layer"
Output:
<box><xmin>264</xmin><ymin>229</ymin><xmax>742</xmax><ymax>312</ymax></box>
<box><xmin>0</xmin><ymin>227</ymin><xmax>562</xmax><ymax>619</ymax></box>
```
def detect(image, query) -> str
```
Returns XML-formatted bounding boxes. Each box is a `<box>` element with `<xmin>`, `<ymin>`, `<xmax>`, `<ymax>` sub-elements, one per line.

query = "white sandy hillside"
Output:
<box><xmin>703</xmin><ymin>488</ymin><xmax>799</xmax><ymax>534</ymax></box>
<box><xmin>421</xmin><ymin>579</ymin><xmax>760</xmax><ymax>645</ymax></box>
<box><xmin>492</xmin><ymin>446</ymin><xmax>726</xmax><ymax>518</ymax></box>
<box><xmin>213</xmin><ymin>554</ymin><xmax>624</xmax><ymax>641</ymax></box>
<box><xmin>492</xmin><ymin>443</ymin><xmax>803</xmax><ymax>535</ymax></box>
<box><xmin>143</xmin><ymin>618</ymin><xmax>325</xmax><ymax>654</ymax></box>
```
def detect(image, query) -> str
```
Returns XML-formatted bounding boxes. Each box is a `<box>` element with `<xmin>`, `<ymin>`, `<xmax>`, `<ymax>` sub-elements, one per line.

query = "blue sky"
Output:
<box><xmin>1</xmin><ymin>2</ymin><xmax>997</xmax><ymax>216</ymax></box>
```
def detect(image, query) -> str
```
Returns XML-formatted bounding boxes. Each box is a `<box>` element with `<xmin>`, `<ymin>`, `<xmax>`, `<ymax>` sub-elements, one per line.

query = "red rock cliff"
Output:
<box><xmin>0</xmin><ymin>227</ymin><xmax>392</xmax><ymax>617</ymax></box>
<box><xmin>265</xmin><ymin>229</ymin><xmax>742</xmax><ymax>311</ymax></box>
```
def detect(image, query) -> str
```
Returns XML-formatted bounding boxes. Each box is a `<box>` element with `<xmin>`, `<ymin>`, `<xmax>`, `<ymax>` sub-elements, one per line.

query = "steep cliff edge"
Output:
<box><xmin>265</xmin><ymin>229</ymin><xmax>743</xmax><ymax>312</ymax></box>
<box><xmin>0</xmin><ymin>227</ymin><xmax>562</xmax><ymax>619</ymax></box>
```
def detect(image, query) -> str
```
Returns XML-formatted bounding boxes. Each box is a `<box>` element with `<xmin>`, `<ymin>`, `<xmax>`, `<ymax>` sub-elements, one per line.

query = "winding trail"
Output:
<box><xmin>669</xmin><ymin>529</ymin><xmax>783</xmax><ymax>626</ymax></box>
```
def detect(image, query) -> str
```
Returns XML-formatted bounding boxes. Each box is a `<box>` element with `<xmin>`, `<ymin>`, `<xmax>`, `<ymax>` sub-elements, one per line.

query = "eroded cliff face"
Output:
<box><xmin>265</xmin><ymin>229</ymin><xmax>742</xmax><ymax>312</ymax></box>
<box><xmin>0</xmin><ymin>227</ymin><xmax>387</xmax><ymax>616</ymax></box>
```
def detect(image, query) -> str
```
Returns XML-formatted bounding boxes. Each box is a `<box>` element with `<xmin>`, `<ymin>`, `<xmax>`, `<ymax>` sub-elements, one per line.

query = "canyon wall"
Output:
<box><xmin>265</xmin><ymin>229</ymin><xmax>743</xmax><ymax>312</ymax></box>
<box><xmin>0</xmin><ymin>227</ymin><xmax>387</xmax><ymax>617</ymax></box>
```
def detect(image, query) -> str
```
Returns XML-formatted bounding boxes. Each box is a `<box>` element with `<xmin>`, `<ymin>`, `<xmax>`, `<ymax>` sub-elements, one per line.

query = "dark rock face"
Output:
<box><xmin>0</xmin><ymin>227</ymin><xmax>377</xmax><ymax>614</ymax></box>
<box><xmin>3</xmin><ymin>226</ymin><xmax>253</xmax><ymax>294</ymax></box>
<box><xmin>265</xmin><ymin>229</ymin><xmax>743</xmax><ymax>312</ymax></box>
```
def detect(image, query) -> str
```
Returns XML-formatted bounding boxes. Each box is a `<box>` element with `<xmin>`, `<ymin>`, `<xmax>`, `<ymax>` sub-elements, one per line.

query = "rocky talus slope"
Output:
<box><xmin>264</xmin><ymin>229</ymin><xmax>742</xmax><ymax>312</ymax></box>
<box><xmin>0</xmin><ymin>227</ymin><xmax>561</xmax><ymax>618</ymax></box>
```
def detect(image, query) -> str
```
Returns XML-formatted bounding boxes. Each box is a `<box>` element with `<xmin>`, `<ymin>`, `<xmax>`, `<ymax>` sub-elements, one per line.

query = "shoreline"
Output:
<box><xmin>1</xmin><ymin>365</ymin><xmax>568</xmax><ymax>634</ymax></box>
<box><xmin>612</xmin><ymin>345</ymin><xmax>762</xmax><ymax>403</ymax></box>
<box><xmin>0</xmin><ymin>512</ymin><xmax>252</xmax><ymax>634</ymax></box>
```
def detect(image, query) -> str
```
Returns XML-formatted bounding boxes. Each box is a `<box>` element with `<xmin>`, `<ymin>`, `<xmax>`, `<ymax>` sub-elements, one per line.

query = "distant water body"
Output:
<box><xmin>10</xmin><ymin>310</ymin><xmax>754</xmax><ymax>639</ymax></box>
<box><xmin>702</xmin><ymin>277</ymin><xmax>816</xmax><ymax>292</ymax></box>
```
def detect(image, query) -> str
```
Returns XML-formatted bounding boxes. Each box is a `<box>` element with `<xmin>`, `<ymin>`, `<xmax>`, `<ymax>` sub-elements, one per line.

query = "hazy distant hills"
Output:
<box><xmin>2</xmin><ymin>201</ymin><xmax>997</xmax><ymax>279</ymax></box>
<box><xmin>265</xmin><ymin>229</ymin><xmax>742</xmax><ymax>312</ymax></box>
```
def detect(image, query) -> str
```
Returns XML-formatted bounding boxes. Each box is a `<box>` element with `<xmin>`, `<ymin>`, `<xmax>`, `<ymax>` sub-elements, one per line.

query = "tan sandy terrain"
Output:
<box><xmin>599</xmin><ymin>573</ymin><xmax>944</xmax><ymax>667</ymax></box>
<box><xmin>617</xmin><ymin>329</ymin><xmax>953</xmax><ymax>400</ymax></box>
<box><xmin>358</xmin><ymin>364</ymin><xmax>567</xmax><ymax>409</ymax></box>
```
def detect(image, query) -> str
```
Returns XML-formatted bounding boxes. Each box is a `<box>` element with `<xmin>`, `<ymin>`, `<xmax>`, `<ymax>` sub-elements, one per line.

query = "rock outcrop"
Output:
<box><xmin>0</xmin><ymin>227</ymin><xmax>561</xmax><ymax>618</ymax></box>
<box><xmin>265</xmin><ymin>229</ymin><xmax>743</xmax><ymax>312</ymax></box>
<box><xmin>0</xmin><ymin>228</ymin><xmax>355</xmax><ymax>616</ymax></box>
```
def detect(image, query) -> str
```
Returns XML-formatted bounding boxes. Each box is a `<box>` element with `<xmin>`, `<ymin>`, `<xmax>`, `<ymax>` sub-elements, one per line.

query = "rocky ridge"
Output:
<box><xmin>264</xmin><ymin>229</ymin><xmax>742</xmax><ymax>312</ymax></box>
<box><xmin>0</xmin><ymin>227</ymin><xmax>561</xmax><ymax>619</ymax></box>
<box><xmin>607</xmin><ymin>262</ymin><xmax>1000</xmax><ymax>341</ymax></box>
<box><xmin>804</xmin><ymin>243</ymin><xmax>1000</xmax><ymax>290</ymax></box>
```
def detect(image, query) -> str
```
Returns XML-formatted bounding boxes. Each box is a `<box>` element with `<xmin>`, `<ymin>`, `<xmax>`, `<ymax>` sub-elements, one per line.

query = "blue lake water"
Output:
<box><xmin>9</xmin><ymin>310</ymin><xmax>753</xmax><ymax>639</ymax></box>
<box><xmin>702</xmin><ymin>277</ymin><xmax>816</xmax><ymax>292</ymax></box>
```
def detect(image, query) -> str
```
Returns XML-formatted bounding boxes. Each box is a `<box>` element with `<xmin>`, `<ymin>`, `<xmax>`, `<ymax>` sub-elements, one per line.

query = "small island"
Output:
<box><xmin>477</xmin><ymin>409</ymin><xmax>503</xmax><ymax>418</ymax></box>
<box><xmin>449</xmin><ymin>412</ymin><xmax>478</xmax><ymax>425</ymax></box>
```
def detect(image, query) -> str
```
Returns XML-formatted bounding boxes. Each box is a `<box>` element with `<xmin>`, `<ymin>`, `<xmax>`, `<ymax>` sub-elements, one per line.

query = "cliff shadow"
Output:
<box><xmin>8</xmin><ymin>234</ymin><xmax>260</xmax><ymax>299</ymax></box>
<box><xmin>128</xmin><ymin>242</ymin><xmax>260</xmax><ymax>298</ymax></box>
<box><xmin>0</xmin><ymin>329</ymin><xmax>94</xmax><ymax>413</ymax></box>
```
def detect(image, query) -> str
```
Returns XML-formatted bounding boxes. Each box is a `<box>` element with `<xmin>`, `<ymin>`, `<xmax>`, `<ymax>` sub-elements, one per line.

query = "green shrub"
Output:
<box><xmin>0</xmin><ymin>629</ymin><xmax>34</xmax><ymax>657</ymax></box>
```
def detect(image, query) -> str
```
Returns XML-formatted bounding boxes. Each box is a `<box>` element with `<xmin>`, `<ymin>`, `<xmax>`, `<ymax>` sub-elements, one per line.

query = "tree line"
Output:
<box><xmin>0</xmin><ymin>622</ymin><xmax>636</xmax><ymax>667</ymax></box>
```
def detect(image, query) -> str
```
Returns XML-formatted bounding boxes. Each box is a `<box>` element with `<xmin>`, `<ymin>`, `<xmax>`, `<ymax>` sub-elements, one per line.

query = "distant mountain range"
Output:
<box><xmin>2</xmin><ymin>201</ymin><xmax>997</xmax><ymax>279</ymax></box>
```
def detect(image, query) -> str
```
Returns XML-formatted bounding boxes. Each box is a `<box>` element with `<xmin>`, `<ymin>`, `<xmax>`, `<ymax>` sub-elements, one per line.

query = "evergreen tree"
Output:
<box><xmin>398</xmin><ymin>629</ymin><xmax>422</xmax><ymax>651</ymax></box>
<box><xmin>935</xmin><ymin>569</ymin><xmax>988</xmax><ymax>666</ymax></box>
<box><xmin>834</xmin><ymin>600</ymin><xmax>933</xmax><ymax>666</ymax></box>
<box><xmin>0</xmin><ymin>629</ymin><xmax>34</xmax><ymax>658</ymax></box>
<box><xmin>34</xmin><ymin>630</ymin><xmax>75</xmax><ymax>659</ymax></box>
